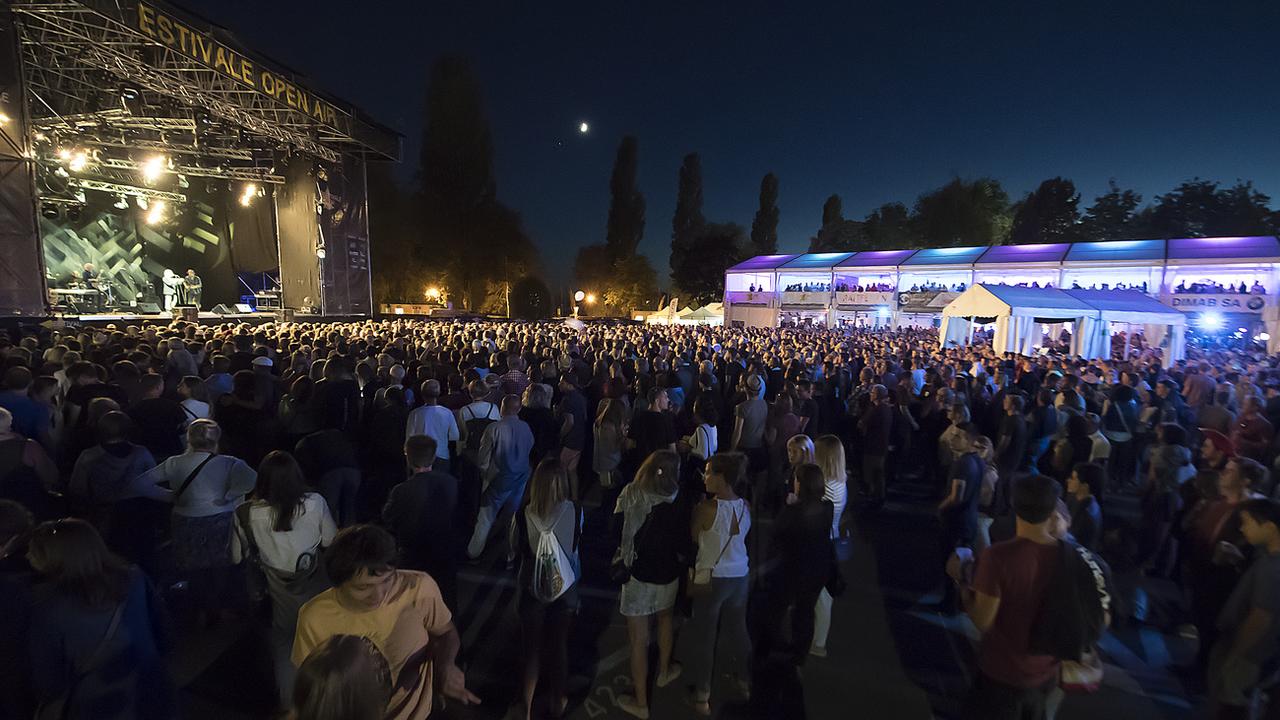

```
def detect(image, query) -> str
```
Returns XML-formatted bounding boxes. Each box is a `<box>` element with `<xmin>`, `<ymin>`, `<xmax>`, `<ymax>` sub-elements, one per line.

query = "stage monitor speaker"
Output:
<box><xmin>138</xmin><ymin>302</ymin><xmax>161</xmax><ymax>314</ymax></box>
<box><xmin>234</xmin><ymin>303</ymin><xmax>254</xmax><ymax>313</ymax></box>
<box><xmin>210</xmin><ymin>304</ymin><xmax>233</xmax><ymax>315</ymax></box>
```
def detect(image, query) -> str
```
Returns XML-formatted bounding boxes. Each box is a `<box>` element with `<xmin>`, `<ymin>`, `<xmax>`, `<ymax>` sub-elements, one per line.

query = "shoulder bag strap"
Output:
<box><xmin>74</xmin><ymin>601</ymin><xmax>125</xmax><ymax>677</ymax></box>
<box><xmin>709</xmin><ymin>504</ymin><xmax>743</xmax><ymax>572</ymax></box>
<box><xmin>235</xmin><ymin>502</ymin><xmax>258</xmax><ymax>559</ymax></box>
<box><xmin>174</xmin><ymin>453</ymin><xmax>217</xmax><ymax>499</ymax></box>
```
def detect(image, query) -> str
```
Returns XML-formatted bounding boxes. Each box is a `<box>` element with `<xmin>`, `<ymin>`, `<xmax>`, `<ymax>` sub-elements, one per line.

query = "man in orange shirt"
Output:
<box><xmin>292</xmin><ymin>525</ymin><xmax>479</xmax><ymax>719</ymax></box>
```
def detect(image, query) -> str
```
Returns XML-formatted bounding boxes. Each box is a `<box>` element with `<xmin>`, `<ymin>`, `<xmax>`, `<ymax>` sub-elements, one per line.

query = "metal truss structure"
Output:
<box><xmin>10</xmin><ymin>0</ymin><xmax>399</xmax><ymax>205</ymax></box>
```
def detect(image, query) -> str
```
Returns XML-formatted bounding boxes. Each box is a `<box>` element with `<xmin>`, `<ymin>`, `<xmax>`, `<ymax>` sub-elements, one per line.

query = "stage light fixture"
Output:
<box><xmin>239</xmin><ymin>183</ymin><xmax>257</xmax><ymax>207</ymax></box>
<box><xmin>66</xmin><ymin>205</ymin><xmax>82</xmax><ymax>221</ymax></box>
<box><xmin>56</xmin><ymin>148</ymin><xmax>71</xmax><ymax>161</ymax></box>
<box><xmin>120</xmin><ymin>86</ymin><xmax>141</xmax><ymax>103</ymax></box>
<box><xmin>144</xmin><ymin>200</ymin><xmax>166</xmax><ymax>225</ymax></box>
<box><xmin>316</xmin><ymin>246</ymin><xmax>327</xmax><ymax>259</ymax></box>
<box><xmin>40</xmin><ymin>204</ymin><xmax>59</xmax><ymax>220</ymax></box>
<box><xmin>141</xmin><ymin>155</ymin><xmax>167</xmax><ymax>183</ymax></box>
<box><xmin>0</xmin><ymin>112</ymin><xmax>10</xmax><ymax>125</ymax></box>
<box><xmin>136</xmin><ymin>196</ymin><xmax>149</xmax><ymax>210</ymax></box>
<box><xmin>114</xmin><ymin>195</ymin><xmax>129</xmax><ymax>209</ymax></box>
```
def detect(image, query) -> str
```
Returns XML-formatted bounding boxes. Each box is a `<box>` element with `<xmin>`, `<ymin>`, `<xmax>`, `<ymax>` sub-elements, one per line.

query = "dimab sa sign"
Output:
<box><xmin>1169</xmin><ymin>294</ymin><xmax>1267</xmax><ymax>314</ymax></box>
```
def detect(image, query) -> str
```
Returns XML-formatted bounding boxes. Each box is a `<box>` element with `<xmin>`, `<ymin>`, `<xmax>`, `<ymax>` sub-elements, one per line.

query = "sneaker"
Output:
<box><xmin>616</xmin><ymin>694</ymin><xmax>649</xmax><ymax>719</ymax></box>
<box><xmin>809</xmin><ymin>645</ymin><xmax>828</xmax><ymax>658</ymax></box>
<box><xmin>656</xmin><ymin>661</ymin><xmax>683</xmax><ymax>688</ymax></box>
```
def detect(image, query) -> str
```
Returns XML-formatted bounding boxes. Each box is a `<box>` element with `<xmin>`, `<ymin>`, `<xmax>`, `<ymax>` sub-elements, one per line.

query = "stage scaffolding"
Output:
<box><xmin>1</xmin><ymin>0</ymin><xmax>400</xmax><ymax>317</ymax></box>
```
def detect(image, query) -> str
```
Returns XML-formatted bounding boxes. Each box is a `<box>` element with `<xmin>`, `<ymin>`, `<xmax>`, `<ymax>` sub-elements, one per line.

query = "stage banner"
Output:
<box><xmin>0</xmin><ymin>9</ymin><xmax>43</xmax><ymax>315</ymax></box>
<box><xmin>317</xmin><ymin>156</ymin><xmax>372</xmax><ymax>315</ymax></box>
<box><xmin>276</xmin><ymin>160</ymin><xmax>321</xmax><ymax>311</ymax></box>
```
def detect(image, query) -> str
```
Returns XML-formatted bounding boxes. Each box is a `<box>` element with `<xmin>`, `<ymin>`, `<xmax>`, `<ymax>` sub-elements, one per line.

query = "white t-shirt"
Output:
<box><xmin>181</xmin><ymin>398</ymin><xmax>211</xmax><ymax>425</ymax></box>
<box><xmin>406</xmin><ymin>404</ymin><xmax>459</xmax><ymax>460</ymax></box>
<box><xmin>231</xmin><ymin>492</ymin><xmax>337</xmax><ymax>573</ymax></box>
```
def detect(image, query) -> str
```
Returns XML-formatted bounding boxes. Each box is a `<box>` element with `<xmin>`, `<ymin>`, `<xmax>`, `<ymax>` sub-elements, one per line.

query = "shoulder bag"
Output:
<box><xmin>36</xmin><ymin>601</ymin><xmax>126</xmax><ymax>720</ymax></box>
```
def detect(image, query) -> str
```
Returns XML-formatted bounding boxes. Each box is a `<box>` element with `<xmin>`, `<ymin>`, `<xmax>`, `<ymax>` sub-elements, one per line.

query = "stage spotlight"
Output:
<box><xmin>0</xmin><ymin>112</ymin><xmax>10</xmax><ymax>125</ymax></box>
<box><xmin>136</xmin><ymin>195</ymin><xmax>149</xmax><ymax>210</ymax></box>
<box><xmin>56</xmin><ymin>148</ymin><xmax>71</xmax><ymax>161</ymax></box>
<box><xmin>141</xmin><ymin>155</ymin><xmax>167</xmax><ymax>183</ymax></box>
<box><xmin>114</xmin><ymin>195</ymin><xmax>129</xmax><ymax>209</ymax></box>
<box><xmin>316</xmin><ymin>246</ymin><xmax>326</xmax><ymax>259</ymax></box>
<box><xmin>66</xmin><ymin>205</ymin><xmax>82</xmax><ymax>221</ymax></box>
<box><xmin>144</xmin><ymin>200</ymin><xmax>165</xmax><ymax>225</ymax></box>
<box><xmin>1198</xmin><ymin>311</ymin><xmax>1225</xmax><ymax>331</ymax></box>
<box><xmin>40</xmin><ymin>204</ymin><xmax>59</xmax><ymax>220</ymax></box>
<box><xmin>239</xmin><ymin>183</ymin><xmax>257</xmax><ymax>207</ymax></box>
<box><xmin>120</xmin><ymin>86</ymin><xmax>141</xmax><ymax>103</ymax></box>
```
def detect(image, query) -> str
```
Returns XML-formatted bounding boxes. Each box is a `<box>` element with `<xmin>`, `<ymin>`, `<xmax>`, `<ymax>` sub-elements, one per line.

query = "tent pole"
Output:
<box><xmin>968</xmin><ymin>316</ymin><xmax>975</xmax><ymax>344</ymax></box>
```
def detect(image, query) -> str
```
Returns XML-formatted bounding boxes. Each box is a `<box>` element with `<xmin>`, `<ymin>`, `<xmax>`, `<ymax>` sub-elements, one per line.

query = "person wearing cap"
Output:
<box><xmin>730</xmin><ymin>374</ymin><xmax>769</xmax><ymax>480</ymax></box>
<box><xmin>406</xmin><ymin>379</ymin><xmax>458</xmax><ymax>466</ymax></box>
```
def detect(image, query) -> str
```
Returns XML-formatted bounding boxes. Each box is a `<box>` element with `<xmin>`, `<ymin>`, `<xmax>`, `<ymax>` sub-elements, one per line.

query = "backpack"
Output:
<box><xmin>630</xmin><ymin>500</ymin><xmax>691</xmax><ymax>585</ymax></box>
<box><xmin>463</xmin><ymin>404</ymin><xmax>500</xmax><ymax>461</ymax></box>
<box><xmin>529</xmin><ymin>504</ymin><xmax>579</xmax><ymax>603</ymax></box>
<box><xmin>1028</xmin><ymin>540</ymin><xmax>1111</xmax><ymax>661</ymax></box>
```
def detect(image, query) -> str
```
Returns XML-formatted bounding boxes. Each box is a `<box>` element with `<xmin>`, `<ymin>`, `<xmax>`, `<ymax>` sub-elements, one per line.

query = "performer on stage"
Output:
<box><xmin>161</xmin><ymin>268</ymin><xmax>182</xmax><ymax>311</ymax></box>
<box><xmin>182</xmin><ymin>268</ymin><xmax>203</xmax><ymax>309</ymax></box>
<box><xmin>81</xmin><ymin>262</ymin><xmax>96</xmax><ymax>284</ymax></box>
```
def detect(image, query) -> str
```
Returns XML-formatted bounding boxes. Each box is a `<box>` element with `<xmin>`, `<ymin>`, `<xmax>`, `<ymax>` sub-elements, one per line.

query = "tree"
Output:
<box><xmin>605</xmin><ymin>136</ymin><xmax>645</xmax><ymax>260</ymax></box>
<box><xmin>749</xmin><ymin>172</ymin><xmax>780</xmax><ymax>255</ymax></box>
<box><xmin>860</xmin><ymin>202</ymin><xmax>919</xmax><ymax>250</ymax></box>
<box><xmin>672</xmin><ymin>222</ymin><xmax>744</xmax><ymax>304</ymax></box>
<box><xmin>1079</xmin><ymin>180</ymin><xmax>1143</xmax><ymax>241</ymax></box>
<box><xmin>1138</xmin><ymin>178</ymin><xmax>1279</xmax><ymax>238</ymax></box>
<box><xmin>600</xmin><ymin>254</ymin><xmax>660</xmax><ymax>314</ymax></box>
<box><xmin>1007</xmin><ymin>177</ymin><xmax>1082</xmax><ymax>245</ymax></box>
<box><xmin>509</xmin><ymin>275</ymin><xmax>552</xmax><ymax>319</ymax></box>
<box><xmin>809</xmin><ymin>194</ymin><xmax>864</xmax><ymax>251</ymax></box>
<box><xmin>912</xmin><ymin>177</ymin><xmax>1011</xmax><ymax>246</ymax></box>
<box><xmin>417</xmin><ymin>56</ymin><xmax>539</xmax><ymax>310</ymax></box>
<box><xmin>367</xmin><ymin>162</ymin><xmax>416</xmax><ymax>304</ymax></box>
<box><xmin>670</xmin><ymin>153</ymin><xmax>706</xmax><ymax>280</ymax></box>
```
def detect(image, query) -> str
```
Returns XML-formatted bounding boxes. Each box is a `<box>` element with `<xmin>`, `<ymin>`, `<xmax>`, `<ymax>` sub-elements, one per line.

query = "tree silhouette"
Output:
<box><xmin>1008</xmin><ymin>177</ymin><xmax>1082</xmax><ymax>245</ymax></box>
<box><xmin>510</xmin><ymin>275</ymin><xmax>552</xmax><ymax>319</ymax></box>
<box><xmin>673</xmin><ymin>222</ymin><xmax>744</xmax><ymax>304</ymax></box>
<box><xmin>1136</xmin><ymin>179</ymin><xmax>1280</xmax><ymax>238</ymax></box>
<box><xmin>605</xmin><ymin>136</ymin><xmax>645</xmax><ymax>260</ymax></box>
<box><xmin>1079</xmin><ymin>180</ymin><xmax>1143</xmax><ymax>241</ymax></box>
<box><xmin>749</xmin><ymin>172</ymin><xmax>780</xmax><ymax>255</ymax></box>
<box><xmin>809</xmin><ymin>194</ymin><xmax>863</xmax><ymax>251</ymax></box>
<box><xmin>670</xmin><ymin>153</ymin><xmax>706</xmax><ymax>282</ymax></box>
<box><xmin>860</xmin><ymin>202</ymin><xmax>918</xmax><ymax>250</ymax></box>
<box><xmin>912</xmin><ymin>178</ymin><xmax>1011</xmax><ymax>246</ymax></box>
<box><xmin>417</xmin><ymin>56</ymin><xmax>538</xmax><ymax>310</ymax></box>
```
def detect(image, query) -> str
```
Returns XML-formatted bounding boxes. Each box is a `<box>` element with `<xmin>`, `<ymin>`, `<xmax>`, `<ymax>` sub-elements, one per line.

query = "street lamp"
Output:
<box><xmin>585</xmin><ymin>293</ymin><xmax>596</xmax><ymax>304</ymax></box>
<box><xmin>573</xmin><ymin>290</ymin><xmax>585</xmax><ymax>318</ymax></box>
<box><xmin>425</xmin><ymin>287</ymin><xmax>441</xmax><ymax>300</ymax></box>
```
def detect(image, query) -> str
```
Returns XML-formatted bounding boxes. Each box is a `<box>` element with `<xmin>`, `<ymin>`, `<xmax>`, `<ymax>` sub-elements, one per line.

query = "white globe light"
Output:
<box><xmin>574</xmin><ymin>290</ymin><xmax>586</xmax><ymax>302</ymax></box>
<box><xmin>579</xmin><ymin>122</ymin><xmax>589</xmax><ymax>134</ymax></box>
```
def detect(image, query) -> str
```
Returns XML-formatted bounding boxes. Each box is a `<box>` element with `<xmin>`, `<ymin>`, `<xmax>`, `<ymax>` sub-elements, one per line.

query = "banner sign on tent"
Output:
<box><xmin>1169</xmin><ymin>294</ymin><xmax>1267</xmax><ymax>314</ymax></box>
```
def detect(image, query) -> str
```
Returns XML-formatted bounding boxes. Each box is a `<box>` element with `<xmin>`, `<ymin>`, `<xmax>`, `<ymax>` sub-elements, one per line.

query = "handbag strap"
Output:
<box><xmin>174</xmin><ymin>453</ymin><xmax>216</xmax><ymax>499</ymax></box>
<box><xmin>708</xmin><ymin>502</ymin><xmax>743</xmax><ymax>573</ymax></box>
<box><xmin>75</xmin><ymin>601</ymin><xmax>125</xmax><ymax>677</ymax></box>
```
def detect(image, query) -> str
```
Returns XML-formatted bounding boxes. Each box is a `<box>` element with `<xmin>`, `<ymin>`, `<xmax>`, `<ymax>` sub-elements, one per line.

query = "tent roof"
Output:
<box><xmin>1065</xmin><ymin>239</ymin><xmax>1166</xmax><ymax>263</ymax></box>
<box><xmin>1166</xmin><ymin>236</ymin><xmax>1280</xmax><ymax>261</ymax></box>
<box><xmin>726</xmin><ymin>254</ymin><xmax>798</xmax><ymax>272</ymax></box>
<box><xmin>780</xmin><ymin>252</ymin><xmax>855</xmax><ymax>270</ymax></box>
<box><xmin>977</xmin><ymin>243</ymin><xmax>1070</xmax><ymax>264</ymax></box>
<box><xmin>902</xmin><ymin>246</ymin><xmax>986</xmax><ymax>265</ymax></box>
<box><xmin>837</xmin><ymin>249</ymin><xmax>916</xmax><ymax>267</ymax></box>
<box><xmin>943</xmin><ymin>284</ymin><xmax>1186</xmax><ymax>324</ymax></box>
<box><xmin>1063</xmin><ymin>288</ymin><xmax>1186</xmax><ymax>325</ymax></box>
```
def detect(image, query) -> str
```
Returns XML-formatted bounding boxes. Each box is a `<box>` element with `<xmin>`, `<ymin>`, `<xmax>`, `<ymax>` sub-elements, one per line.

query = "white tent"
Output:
<box><xmin>940</xmin><ymin>284</ymin><xmax>1188</xmax><ymax>360</ymax></box>
<box><xmin>1061</xmin><ymin>289</ymin><xmax>1187</xmax><ymax>361</ymax></box>
<box><xmin>941</xmin><ymin>284</ymin><xmax>1098</xmax><ymax>356</ymax></box>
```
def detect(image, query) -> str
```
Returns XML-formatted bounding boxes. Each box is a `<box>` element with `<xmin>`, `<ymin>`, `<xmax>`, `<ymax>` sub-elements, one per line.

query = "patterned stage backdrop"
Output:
<box><xmin>41</xmin><ymin>181</ymin><xmax>276</xmax><ymax>309</ymax></box>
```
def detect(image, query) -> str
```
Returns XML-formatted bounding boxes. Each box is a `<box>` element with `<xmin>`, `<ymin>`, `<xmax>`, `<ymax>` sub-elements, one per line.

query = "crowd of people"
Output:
<box><xmin>782</xmin><ymin>282</ymin><xmax>833</xmax><ymax>293</ymax></box>
<box><xmin>0</xmin><ymin>317</ymin><xmax>1277</xmax><ymax>719</ymax></box>
<box><xmin>904</xmin><ymin>281</ymin><xmax>967</xmax><ymax>293</ymax></box>
<box><xmin>834</xmin><ymin>282</ymin><xmax>896</xmax><ymax>293</ymax></box>
<box><xmin>1069</xmin><ymin>281</ymin><xmax>1151</xmax><ymax>293</ymax></box>
<box><xmin>1177</xmin><ymin>281</ymin><xmax>1268</xmax><ymax>295</ymax></box>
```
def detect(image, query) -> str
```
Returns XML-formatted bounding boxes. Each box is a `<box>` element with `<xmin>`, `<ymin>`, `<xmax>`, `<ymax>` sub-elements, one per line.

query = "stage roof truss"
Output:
<box><xmin>12</xmin><ymin>0</ymin><xmax>401</xmax><ymax>164</ymax></box>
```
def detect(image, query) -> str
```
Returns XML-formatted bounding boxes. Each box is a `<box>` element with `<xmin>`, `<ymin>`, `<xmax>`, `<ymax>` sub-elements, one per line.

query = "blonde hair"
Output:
<box><xmin>635</xmin><ymin>450</ymin><xmax>680</xmax><ymax>496</ymax></box>
<box><xmin>528</xmin><ymin>458</ymin><xmax>569</xmax><ymax>519</ymax></box>
<box><xmin>786</xmin><ymin>434</ymin><xmax>815</xmax><ymax>465</ymax></box>
<box><xmin>815</xmin><ymin>434</ymin><xmax>846</xmax><ymax>482</ymax></box>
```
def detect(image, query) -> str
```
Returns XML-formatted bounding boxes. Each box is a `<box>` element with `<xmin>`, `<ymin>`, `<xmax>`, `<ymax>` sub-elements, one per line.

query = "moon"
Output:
<box><xmin>579</xmin><ymin>121</ymin><xmax>589</xmax><ymax>134</ymax></box>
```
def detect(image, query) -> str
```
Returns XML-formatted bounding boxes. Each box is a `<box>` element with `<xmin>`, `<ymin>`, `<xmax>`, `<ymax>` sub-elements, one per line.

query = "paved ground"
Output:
<box><xmin>175</xmin><ymin>478</ymin><xmax>1209</xmax><ymax>720</ymax></box>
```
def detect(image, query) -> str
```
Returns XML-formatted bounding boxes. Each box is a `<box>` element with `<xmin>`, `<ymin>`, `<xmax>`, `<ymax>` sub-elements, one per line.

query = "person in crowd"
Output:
<box><xmin>1232</xmin><ymin>396</ymin><xmax>1274</xmax><ymax>463</ymax></box>
<box><xmin>730</xmin><ymin>375</ymin><xmax>769</xmax><ymax>485</ymax></box>
<box><xmin>1141</xmin><ymin>430</ymin><xmax>1194</xmax><ymax>578</ymax></box>
<box><xmin>382</xmin><ymin>435</ymin><xmax>459</xmax><ymax>610</ymax></box>
<box><xmin>765</xmin><ymin>393</ymin><xmax>807</xmax><ymax>512</ymax></box>
<box><xmin>957</xmin><ymin>474</ymin><xmax>1061</xmax><ymax>720</ymax></box>
<box><xmin>1065</xmin><ymin>462</ymin><xmax>1105</xmax><ymax>551</ymax></box>
<box><xmin>1207</xmin><ymin>499</ymin><xmax>1280</xmax><ymax>720</ymax></box>
<box><xmin>0</xmin><ymin>366</ymin><xmax>52</xmax><ymax>451</ymax></box>
<box><xmin>1102</xmin><ymin>383</ymin><xmax>1140</xmax><ymax>491</ymax></box>
<box><xmin>555</xmin><ymin>372</ymin><xmax>588</xmax><ymax>500</ymax></box>
<box><xmin>467</xmin><ymin>394</ymin><xmax>534</xmax><ymax>560</ymax></box>
<box><xmin>630</xmin><ymin>386</ymin><xmax>678</xmax><ymax>468</ymax></box>
<box><xmin>291</xmin><ymin>634</ymin><xmax>391</xmax><ymax>720</ymax></box>
<box><xmin>858</xmin><ymin>384</ymin><xmax>893</xmax><ymax>504</ymax></box>
<box><xmin>177</xmin><ymin>375</ymin><xmax>211</xmax><ymax>429</ymax></box>
<box><xmin>594</xmin><ymin>396</ymin><xmax>628</xmax><ymax>491</ymax></box>
<box><xmin>811</xmin><ymin>434</ymin><xmax>847</xmax><ymax>657</ymax></box>
<box><xmin>612</xmin><ymin>450</ymin><xmax>684</xmax><ymax>719</ymax></box>
<box><xmin>756</xmin><ymin>463</ymin><xmax>835</xmax><ymax>667</ymax></box>
<box><xmin>0</xmin><ymin>499</ymin><xmax>36</xmax><ymax>719</ymax></box>
<box><xmin>1200</xmin><ymin>388</ymin><xmax>1238</xmax><ymax>437</ymax></box>
<box><xmin>292</xmin><ymin>524</ymin><xmax>480</xmax><ymax>719</ymax></box>
<box><xmin>66</xmin><ymin>410</ymin><xmax>158</xmax><ymax>550</ymax></box>
<box><xmin>1051</xmin><ymin>414</ymin><xmax>1094</xmax><ymax>483</ymax></box>
<box><xmin>405</xmin><ymin>379</ymin><xmax>458</xmax><ymax>469</ymax></box>
<box><xmin>133</xmin><ymin>419</ymin><xmax>257</xmax><ymax>625</ymax></box>
<box><xmin>520</xmin><ymin>382</ymin><xmax>559</xmax><ymax>469</ymax></box>
<box><xmin>26</xmin><ymin>518</ymin><xmax>176</xmax><ymax>719</ymax></box>
<box><xmin>232</xmin><ymin>450</ymin><xmax>336</xmax><ymax>707</ymax></box>
<box><xmin>683</xmin><ymin>452</ymin><xmax>751</xmax><ymax>715</ymax></box>
<box><xmin>125</xmin><ymin>373</ymin><xmax>186</xmax><ymax>463</ymax></box>
<box><xmin>508</xmin><ymin>458</ymin><xmax>580</xmax><ymax>720</ymax></box>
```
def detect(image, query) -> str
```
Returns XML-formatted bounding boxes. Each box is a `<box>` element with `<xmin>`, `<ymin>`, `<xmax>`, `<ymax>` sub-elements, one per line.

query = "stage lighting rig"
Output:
<box><xmin>144</xmin><ymin>200</ymin><xmax>166</xmax><ymax>225</ymax></box>
<box><xmin>239</xmin><ymin>183</ymin><xmax>257</xmax><ymax>207</ymax></box>
<box><xmin>141</xmin><ymin>154</ymin><xmax>167</xmax><ymax>183</ymax></box>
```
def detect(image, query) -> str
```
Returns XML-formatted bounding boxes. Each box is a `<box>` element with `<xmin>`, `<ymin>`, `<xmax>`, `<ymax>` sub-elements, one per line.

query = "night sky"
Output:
<box><xmin>178</xmin><ymin>2</ymin><xmax>1280</xmax><ymax>286</ymax></box>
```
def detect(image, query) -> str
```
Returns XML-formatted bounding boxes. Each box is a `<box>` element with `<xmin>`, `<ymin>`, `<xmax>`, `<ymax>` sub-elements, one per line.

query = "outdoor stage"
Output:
<box><xmin>0</xmin><ymin>0</ymin><xmax>400</xmax><ymax>320</ymax></box>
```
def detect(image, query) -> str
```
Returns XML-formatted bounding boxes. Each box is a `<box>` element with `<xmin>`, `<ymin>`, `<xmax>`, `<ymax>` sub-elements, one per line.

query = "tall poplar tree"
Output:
<box><xmin>750</xmin><ymin>172</ymin><xmax>780</xmax><ymax>255</ymax></box>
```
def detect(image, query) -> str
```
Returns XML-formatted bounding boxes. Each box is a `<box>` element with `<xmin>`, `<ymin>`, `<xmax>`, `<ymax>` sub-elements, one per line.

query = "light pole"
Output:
<box><xmin>573</xmin><ymin>290</ymin><xmax>585</xmax><ymax>319</ymax></box>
